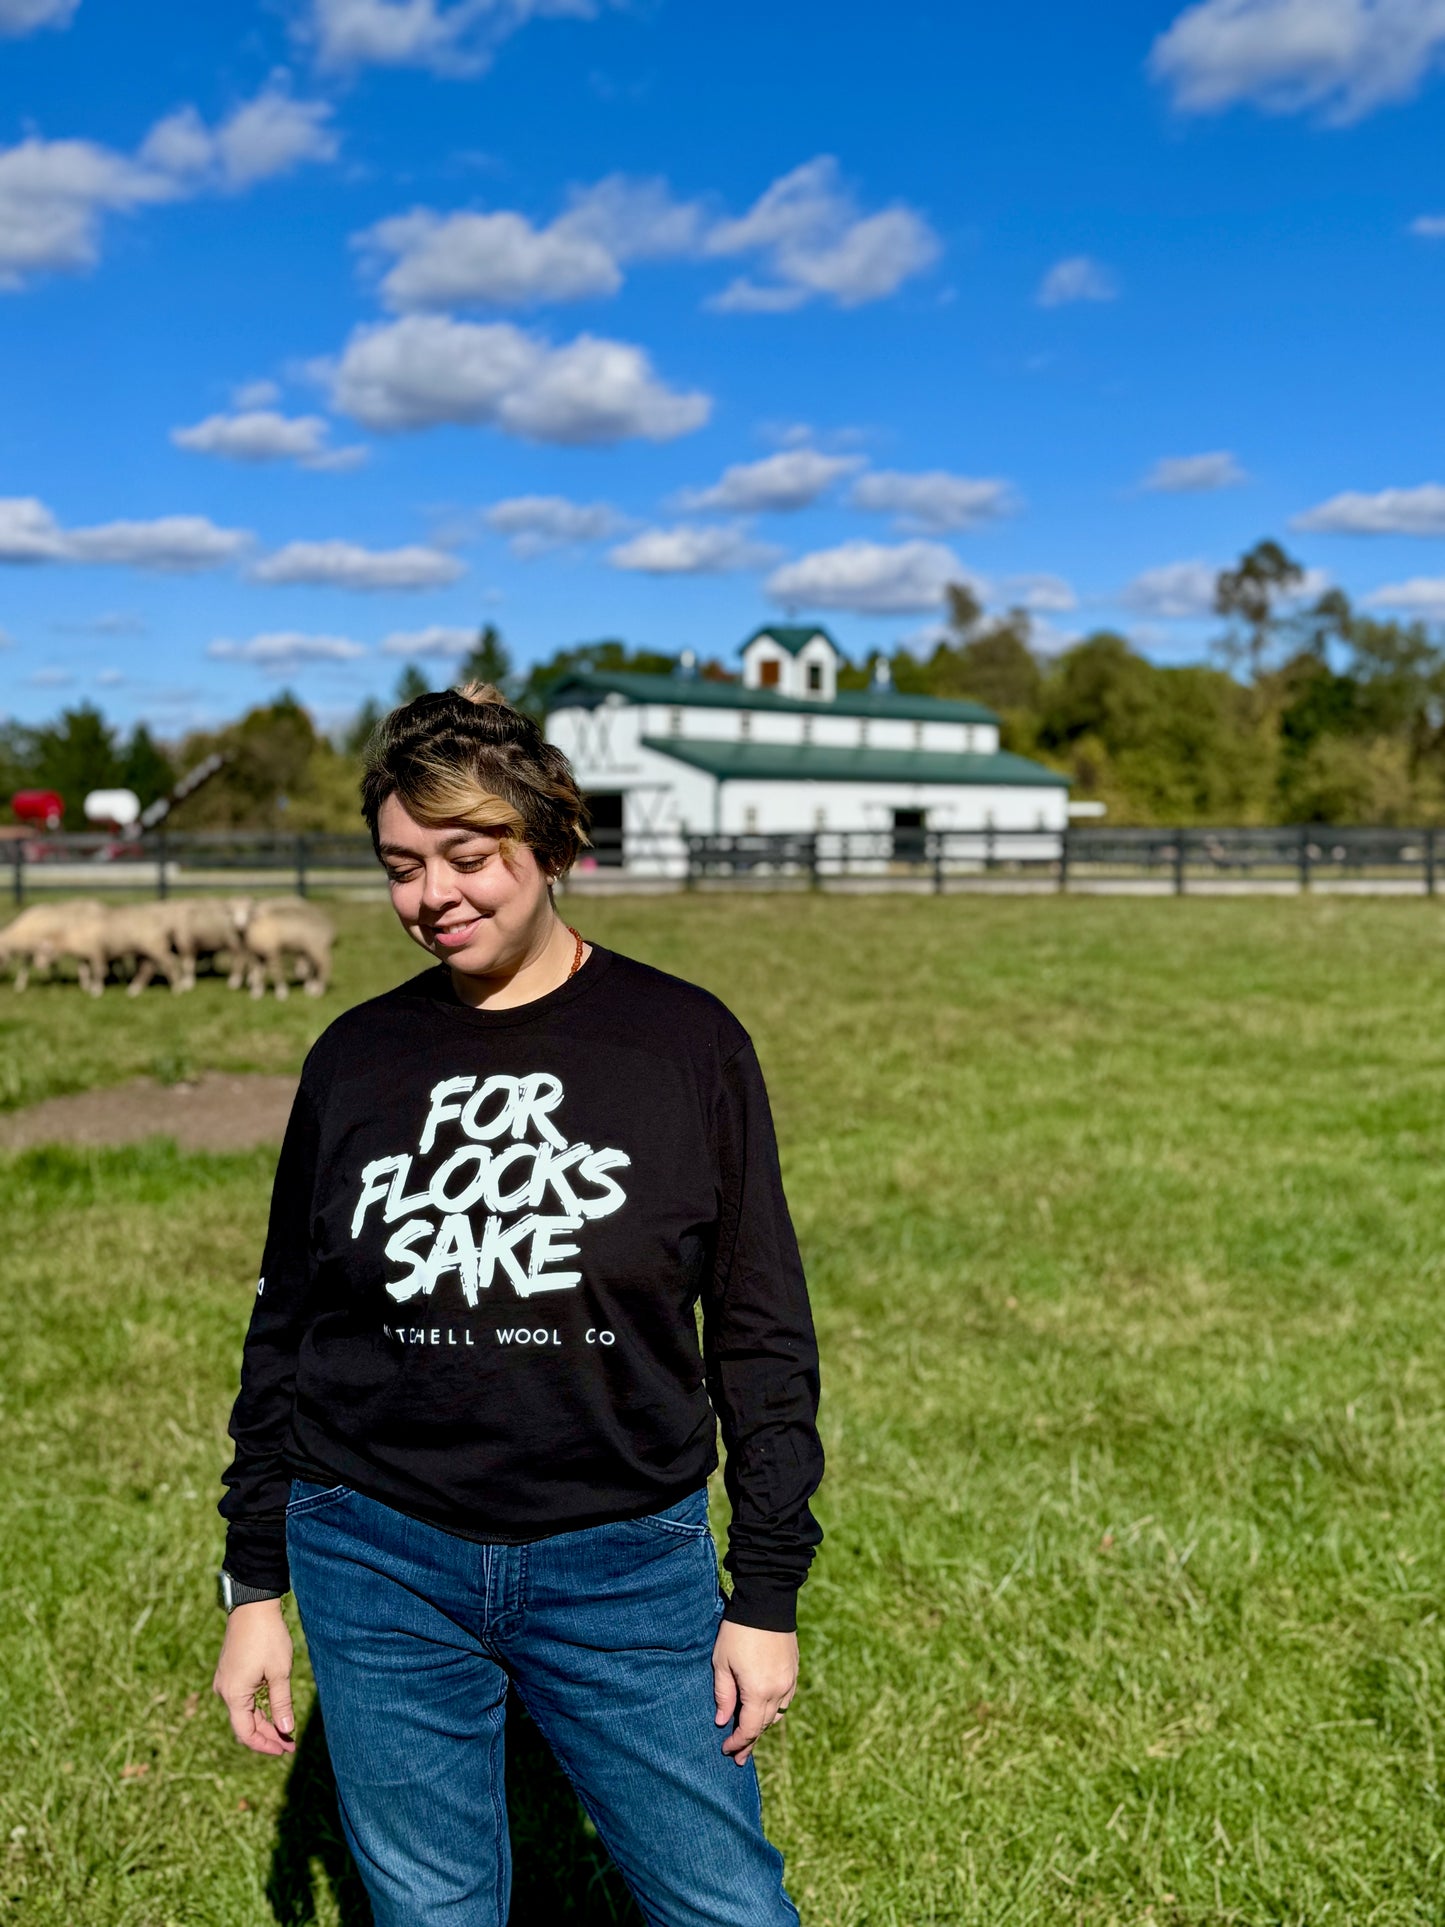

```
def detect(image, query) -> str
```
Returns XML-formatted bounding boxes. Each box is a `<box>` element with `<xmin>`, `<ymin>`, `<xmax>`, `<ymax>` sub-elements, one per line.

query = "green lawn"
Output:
<box><xmin>4</xmin><ymin>894</ymin><xmax>1445</xmax><ymax>1924</ymax></box>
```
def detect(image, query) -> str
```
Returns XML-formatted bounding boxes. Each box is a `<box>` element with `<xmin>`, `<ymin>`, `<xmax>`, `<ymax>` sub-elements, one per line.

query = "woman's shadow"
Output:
<box><xmin>266</xmin><ymin>1695</ymin><xmax>644</xmax><ymax>1925</ymax></box>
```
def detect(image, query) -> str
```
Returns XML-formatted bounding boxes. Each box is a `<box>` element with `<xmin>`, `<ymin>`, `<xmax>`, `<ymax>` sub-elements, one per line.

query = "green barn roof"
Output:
<box><xmin>741</xmin><ymin>624</ymin><xmax>842</xmax><ymax>657</ymax></box>
<box><xmin>640</xmin><ymin>737</ymin><xmax>1070</xmax><ymax>789</ymax></box>
<box><xmin>547</xmin><ymin>667</ymin><xmax>1000</xmax><ymax>726</ymax></box>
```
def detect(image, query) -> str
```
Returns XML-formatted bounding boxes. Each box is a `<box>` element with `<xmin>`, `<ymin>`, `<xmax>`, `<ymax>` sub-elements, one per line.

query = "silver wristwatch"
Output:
<box><xmin>217</xmin><ymin>1569</ymin><xmax>285</xmax><ymax>1613</ymax></box>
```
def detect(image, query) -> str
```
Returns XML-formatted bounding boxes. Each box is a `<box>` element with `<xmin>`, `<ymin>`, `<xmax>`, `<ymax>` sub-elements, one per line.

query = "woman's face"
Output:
<box><xmin>376</xmin><ymin>793</ymin><xmax>553</xmax><ymax>978</ymax></box>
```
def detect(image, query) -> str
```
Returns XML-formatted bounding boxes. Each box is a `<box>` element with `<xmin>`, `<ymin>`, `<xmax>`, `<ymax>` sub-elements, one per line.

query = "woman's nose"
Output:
<box><xmin>420</xmin><ymin>862</ymin><xmax>458</xmax><ymax>908</ymax></box>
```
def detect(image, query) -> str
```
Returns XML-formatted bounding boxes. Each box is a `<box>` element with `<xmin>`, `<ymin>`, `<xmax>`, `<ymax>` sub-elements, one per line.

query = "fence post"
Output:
<box><xmin>1174</xmin><ymin>830</ymin><xmax>1187</xmax><ymax>896</ymax></box>
<box><xmin>10</xmin><ymin>839</ymin><xmax>23</xmax><ymax>906</ymax></box>
<box><xmin>1298</xmin><ymin>826</ymin><xmax>1311</xmax><ymax>893</ymax></box>
<box><xmin>296</xmin><ymin>835</ymin><xmax>309</xmax><ymax>899</ymax></box>
<box><xmin>1058</xmin><ymin>826</ymin><xmax>1070</xmax><ymax>894</ymax></box>
<box><xmin>932</xmin><ymin>832</ymin><xmax>945</xmax><ymax>896</ymax></box>
<box><xmin>1427</xmin><ymin>828</ymin><xmax>1437</xmax><ymax>898</ymax></box>
<box><xmin>807</xmin><ymin>834</ymin><xmax>821</xmax><ymax>892</ymax></box>
<box><xmin>156</xmin><ymin>826</ymin><xmax>168</xmax><ymax>900</ymax></box>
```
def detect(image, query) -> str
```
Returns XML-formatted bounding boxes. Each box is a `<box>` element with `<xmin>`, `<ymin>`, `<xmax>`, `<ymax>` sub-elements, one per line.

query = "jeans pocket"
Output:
<box><xmin>285</xmin><ymin>1479</ymin><xmax>353</xmax><ymax>1518</ymax></box>
<box><xmin>632</xmin><ymin>1487</ymin><xmax>712</xmax><ymax>1539</ymax></box>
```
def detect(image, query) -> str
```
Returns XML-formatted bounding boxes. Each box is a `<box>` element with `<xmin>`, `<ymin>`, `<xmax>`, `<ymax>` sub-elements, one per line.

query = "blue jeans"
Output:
<box><xmin>286</xmin><ymin>1479</ymin><xmax>799</xmax><ymax>1927</ymax></box>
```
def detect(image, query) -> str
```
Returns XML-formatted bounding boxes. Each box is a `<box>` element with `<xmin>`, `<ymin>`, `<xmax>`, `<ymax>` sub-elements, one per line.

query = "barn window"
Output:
<box><xmin>759</xmin><ymin>658</ymin><xmax>781</xmax><ymax>688</ymax></box>
<box><xmin>806</xmin><ymin>660</ymin><xmax>823</xmax><ymax>692</ymax></box>
<box><xmin>744</xmin><ymin>806</ymin><xmax>759</xmax><ymax>832</ymax></box>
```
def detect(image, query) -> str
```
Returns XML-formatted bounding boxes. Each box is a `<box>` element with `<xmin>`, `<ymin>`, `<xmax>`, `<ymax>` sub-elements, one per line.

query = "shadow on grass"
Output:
<box><xmin>266</xmin><ymin>1695</ymin><xmax>643</xmax><ymax>1925</ymax></box>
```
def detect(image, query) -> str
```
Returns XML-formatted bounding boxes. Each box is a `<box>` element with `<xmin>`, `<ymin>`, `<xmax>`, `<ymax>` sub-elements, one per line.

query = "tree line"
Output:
<box><xmin>5</xmin><ymin>542</ymin><xmax>1444</xmax><ymax>831</ymax></box>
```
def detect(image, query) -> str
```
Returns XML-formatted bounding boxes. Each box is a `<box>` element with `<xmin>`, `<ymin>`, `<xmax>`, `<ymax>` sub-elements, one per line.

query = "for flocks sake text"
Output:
<box><xmin>351</xmin><ymin>1071</ymin><xmax>631</xmax><ymax>1307</ymax></box>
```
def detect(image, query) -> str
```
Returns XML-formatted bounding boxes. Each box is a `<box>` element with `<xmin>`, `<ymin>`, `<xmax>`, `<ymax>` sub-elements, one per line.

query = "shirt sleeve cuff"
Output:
<box><xmin>722</xmin><ymin>1578</ymin><xmax>799</xmax><ymax>1633</ymax></box>
<box><xmin>222</xmin><ymin>1518</ymin><xmax>291</xmax><ymax>1594</ymax></box>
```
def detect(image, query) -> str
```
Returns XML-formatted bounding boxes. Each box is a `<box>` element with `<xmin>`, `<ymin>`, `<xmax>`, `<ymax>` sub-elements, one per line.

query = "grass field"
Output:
<box><xmin>4</xmin><ymin>893</ymin><xmax>1445</xmax><ymax>1925</ymax></box>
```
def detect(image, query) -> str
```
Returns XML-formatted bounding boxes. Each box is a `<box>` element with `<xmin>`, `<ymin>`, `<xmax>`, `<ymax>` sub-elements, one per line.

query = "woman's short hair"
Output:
<box><xmin>360</xmin><ymin>683</ymin><xmax>590</xmax><ymax>879</ymax></box>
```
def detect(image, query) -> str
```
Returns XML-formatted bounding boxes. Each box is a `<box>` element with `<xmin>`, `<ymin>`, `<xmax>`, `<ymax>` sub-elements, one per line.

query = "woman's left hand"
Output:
<box><xmin>711</xmin><ymin>1622</ymin><xmax>798</xmax><ymax>1766</ymax></box>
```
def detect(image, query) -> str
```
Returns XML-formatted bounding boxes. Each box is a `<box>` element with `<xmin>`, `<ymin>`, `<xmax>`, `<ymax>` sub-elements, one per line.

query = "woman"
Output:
<box><xmin>213</xmin><ymin>684</ymin><xmax>824</xmax><ymax>1927</ymax></box>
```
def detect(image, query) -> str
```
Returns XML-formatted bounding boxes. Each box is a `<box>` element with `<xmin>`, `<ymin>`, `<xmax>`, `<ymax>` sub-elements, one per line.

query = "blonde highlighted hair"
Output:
<box><xmin>360</xmin><ymin>681</ymin><xmax>590</xmax><ymax>879</ymax></box>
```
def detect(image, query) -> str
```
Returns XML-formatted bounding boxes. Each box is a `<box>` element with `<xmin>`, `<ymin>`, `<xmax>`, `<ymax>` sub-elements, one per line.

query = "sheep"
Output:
<box><xmin>162</xmin><ymin>895</ymin><xmax>255</xmax><ymax>991</ymax></box>
<box><xmin>102</xmin><ymin>902</ymin><xmax>183</xmax><ymax>996</ymax></box>
<box><xmin>0</xmin><ymin>900</ymin><xmax>109</xmax><ymax>992</ymax></box>
<box><xmin>240</xmin><ymin>897</ymin><xmax>334</xmax><ymax>1000</ymax></box>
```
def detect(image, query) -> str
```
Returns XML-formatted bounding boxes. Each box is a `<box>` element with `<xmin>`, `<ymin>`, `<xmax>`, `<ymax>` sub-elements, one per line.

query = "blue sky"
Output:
<box><xmin>3</xmin><ymin>0</ymin><xmax>1445</xmax><ymax>735</ymax></box>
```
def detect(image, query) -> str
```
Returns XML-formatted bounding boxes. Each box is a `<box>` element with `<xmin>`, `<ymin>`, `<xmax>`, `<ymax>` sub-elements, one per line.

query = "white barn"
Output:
<box><xmin>545</xmin><ymin>624</ymin><xmax>1070</xmax><ymax>871</ymax></box>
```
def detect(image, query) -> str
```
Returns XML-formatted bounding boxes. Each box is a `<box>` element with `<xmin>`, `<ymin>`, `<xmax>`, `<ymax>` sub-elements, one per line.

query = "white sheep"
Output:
<box><xmin>103</xmin><ymin>902</ymin><xmax>184</xmax><ymax>996</ymax></box>
<box><xmin>162</xmin><ymin>895</ymin><xmax>255</xmax><ymax>991</ymax></box>
<box><xmin>0</xmin><ymin>900</ymin><xmax>109</xmax><ymax>992</ymax></box>
<box><xmin>240</xmin><ymin>897</ymin><xmax>334</xmax><ymax>1000</ymax></box>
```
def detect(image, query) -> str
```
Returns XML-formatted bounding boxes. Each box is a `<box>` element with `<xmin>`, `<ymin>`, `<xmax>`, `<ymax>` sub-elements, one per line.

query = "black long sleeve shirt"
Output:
<box><xmin>219</xmin><ymin>945</ymin><xmax>823</xmax><ymax>1631</ymax></box>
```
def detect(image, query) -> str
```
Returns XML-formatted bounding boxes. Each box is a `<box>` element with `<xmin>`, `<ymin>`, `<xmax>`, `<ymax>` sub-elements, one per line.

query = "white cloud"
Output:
<box><xmin>674</xmin><ymin>449</ymin><xmax>864</xmax><ymax>514</ymax></box>
<box><xmin>64</xmin><ymin>516</ymin><xmax>253</xmax><ymax>572</ymax></box>
<box><xmin>0</xmin><ymin>496</ymin><xmax>250</xmax><ymax>571</ymax></box>
<box><xmin>252</xmin><ymin>539</ymin><xmax>465</xmax><ymax>590</ymax></box>
<box><xmin>483</xmin><ymin>494</ymin><xmax>625</xmax><ymax>555</ymax></box>
<box><xmin>1121</xmin><ymin>559</ymin><xmax>1219</xmax><ymax>618</ymax></box>
<box><xmin>358</xmin><ymin>176</ymin><xmax>705</xmax><ymax>312</ymax></box>
<box><xmin>1003</xmin><ymin>573</ymin><xmax>1079</xmax><ymax>613</ymax></box>
<box><xmin>561</xmin><ymin>174</ymin><xmax>707</xmax><ymax>261</ymax></box>
<box><xmin>1037</xmin><ymin>255</ymin><xmax>1118</xmax><ymax>307</ymax></box>
<box><xmin>1150</xmin><ymin>0</ymin><xmax>1445</xmax><ymax>122</ymax></box>
<box><xmin>93</xmin><ymin>667</ymin><xmax>126</xmax><ymax>684</ymax></box>
<box><xmin>27</xmin><ymin>665</ymin><xmax>74</xmax><ymax>686</ymax></box>
<box><xmin>304</xmin><ymin>0</ymin><xmax>598</xmax><ymax>76</ymax></box>
<box><xmin>0</xmin><ymin>496</ymin><xmax>67</xmax><ymax>562</ymax></box>
<box><xmin>1413</xmin><ymin>213</ymin><xmax>1445</xmax><ymax>237</ymax></box>
<box><xmin>0</xmin><ymin>0</ymin><xmax>78</xmax><ymax>34</ymax></box>
<box><xmin>766</xmin><ymin>539</ymin><xmax>973</xmax><ymax>615</ymax></box>
<box><xmin>353</xmin><ymin>164</ymin><xmax>931</xmax><ymax>316</ymax></box>
<box><xmin>705</xmin><ymin>157</ymin><xmax>938</xmax><ymax>311</ymax></box>
<box><xmin>0</xmin><ymin>138</ymin><xmax>179</xmax><ymax>288</ymax></box>
<box><xmin>234</xmin><ymin>378</ymin><xmax>282</xmax><ymax>408</ymax></box>
<box><xmin>1293</xmin><ymin>483</ymin><xmax>1445</xmax><ymax>534</ymax></box>
<box><xmin>848</xmin><ymin>469</ymin><xmax>1018</xmax><ymax>533</ymax></box>
<box><xmin>53</xmin><ymin>610</ymin><xmax>146</xmax><ymax>634</ymax></box>
<box><xmin>324</xmin><ymin>314</ymin><xmax>710</xmax><ymax>444</ymax></box>
<box><xmin>0</xmin><ymin>85</ymin><xmax>334</xmax><ymax>292</ymax></box>
<box><xmin>143</xmin><ymin>82</ymin><xmax>337</xmax><ymax>191</ymax></box>
<box><xmin>360</xmin><ymin>207</ymin><xmax>620</xmax><ymax>309</ymax></box>
<box><xmin>1141</xmin><ymin>450</ymin><xmax>1248</xmax><ymax>491</ymax></box>
<box><xmin>208</xmin><ymin>631</ymin><xmax>369</xmax><ymax>667</ymax></box>
<box><xmin>172</xmin><ymin>408</ymin><xmax>367</xmax><ymax>470</ymax></box>
<box><xmin>1364</xmin><ymin>577</ymin><xmax>1445</xmax><ymax>616</ymax></box>
<box><xmin>379</xmin><ymin>624</ymin><xmax>478</xmax><ymax>656</ymax></box>
<box><xmin>608</xmin><ymin>524</ymin><xmax>778</xmax><ymax>575</ymax></box>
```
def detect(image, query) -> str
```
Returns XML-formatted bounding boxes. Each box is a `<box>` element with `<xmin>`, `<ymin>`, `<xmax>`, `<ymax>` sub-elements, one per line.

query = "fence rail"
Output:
<box><xmin>5</xmin><ymin>823</ymin><xmax>1445</xmax><ymax>901</ymax></box>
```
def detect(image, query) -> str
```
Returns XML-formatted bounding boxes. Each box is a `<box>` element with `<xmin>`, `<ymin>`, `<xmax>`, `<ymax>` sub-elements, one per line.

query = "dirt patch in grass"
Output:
<box><xmin>0</xmin><ymin>1071</ymin><xmax>297</xmax><ymax>1152</ymax></box>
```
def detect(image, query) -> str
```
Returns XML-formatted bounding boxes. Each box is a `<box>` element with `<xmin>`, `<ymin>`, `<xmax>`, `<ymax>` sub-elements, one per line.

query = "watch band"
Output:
<box><xmin>217</xmin><ymin>1569</ymin><xmax>285</xmax><ymax>1613</ymax></box>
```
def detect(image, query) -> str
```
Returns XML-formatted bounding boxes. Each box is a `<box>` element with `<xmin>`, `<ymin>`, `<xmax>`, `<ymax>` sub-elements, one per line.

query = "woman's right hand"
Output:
<box><xmin>212</xmin><ymin>1599</ymin><xmax>297</xmax><ymax>1755</ymax></box>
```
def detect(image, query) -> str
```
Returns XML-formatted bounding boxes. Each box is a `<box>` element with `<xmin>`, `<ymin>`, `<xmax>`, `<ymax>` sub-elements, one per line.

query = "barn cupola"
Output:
<box><xmin>740</xmin><ymin>624</ymin><xmax>842</xmax><ymax>701</ymax></box>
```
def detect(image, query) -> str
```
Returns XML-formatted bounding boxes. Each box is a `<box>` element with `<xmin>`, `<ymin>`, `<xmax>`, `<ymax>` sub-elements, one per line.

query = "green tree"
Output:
<box><xmin>394</xmin><ymin>664</ymin><xmax>431</xmax><ymax>706</ymax></box>
<box><xmin>1215</xmin><ymin>539</ymin><xmax>1305</xmax><ymax>677</ymax></box>
<box><xmin>0</xmin><ymin>722</ymin><xmax>39</xmax><ymax>815</ymax></box>
<box><xmin>343</xmin><ymin>696</ymin><xmax>384</xmax><ymax>758</ymax></box>
<box><xmin>119</xmin><ymin>723</ymin><xmax>175</xmax><ymax>809</ymax></box>
<box><xmin>456</xmin><ymin>623</ymin><xmax>513</xmax><ymax>694</ymax></box>
<box><xmin>30</xmin><ymin>705</ymin><xmax>122</xmax><ymax>827</ymax></box>
<box><xmin>172</xmin><ymin>694</ymin><xmax>359</xmax><ymax>831</ymax></box>
<box><xmin>516</xmin><ymin>639</ymin><xmax>681</xmax><ymax>719</ymax></box>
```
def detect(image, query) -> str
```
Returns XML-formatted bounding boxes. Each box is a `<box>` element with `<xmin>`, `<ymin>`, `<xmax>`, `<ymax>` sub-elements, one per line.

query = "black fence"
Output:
<box><xmin>6</xmin><ymin>823</ymin><xmax>1445</xmax><ymax>901</ymax></box>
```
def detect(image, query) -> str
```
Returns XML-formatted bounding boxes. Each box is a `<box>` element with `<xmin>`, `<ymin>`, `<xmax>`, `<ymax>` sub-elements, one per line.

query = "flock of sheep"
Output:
<box><xmin>0</xmin><ymin>895</ymin><xmax>335</xmax><ymax>1000</ymax></box>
